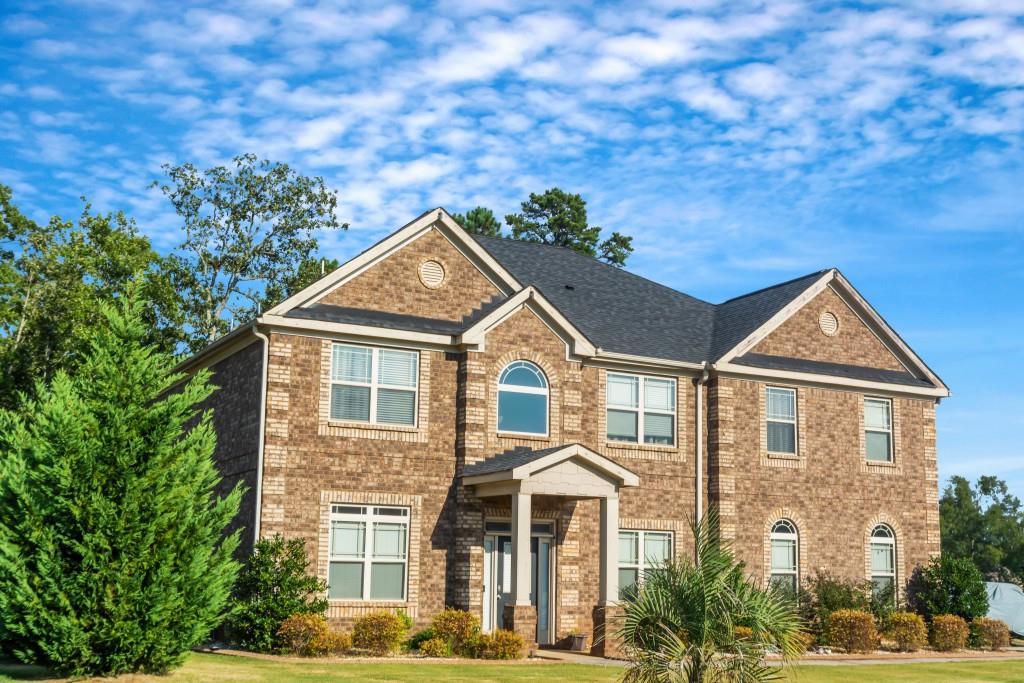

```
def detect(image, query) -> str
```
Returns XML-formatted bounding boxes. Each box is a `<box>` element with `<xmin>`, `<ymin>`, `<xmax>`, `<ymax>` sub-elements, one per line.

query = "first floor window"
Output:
<box><xmin>329</xmin><ymin>505</ymin><xmax>409</xmax><ymax>601</ymax></box>
<box><xmin>618</xmin><ymin>530</ymin><xmax>673</xmax><ymax>599</ymax></box>
<box><xmin>769</xmin><ymin>520</ymin><xmax>799</xmax><ymax>592</ymax></box>
<box><xmin>766</xmin><ymin>386</ymin><xmax>797</xmax><ymax>454</ymax></box>
<box><xmin>606</xmin><ymin>373</ymin><xmax>676</xmax><ymax>445</ymax></box>
<box><xmin>330</xmin><ymin>344</ymin><xmax>418</xmax><ymax>426</ymax></box>
<box><xmin>864</xmin><ymin>397</ymin><xmax>893</xmax><ymax>462</ymax></box>
<box><xmin>870</xmin><ymin>524</ymin><xmax>896</xmax><ymax>600</ymax></box>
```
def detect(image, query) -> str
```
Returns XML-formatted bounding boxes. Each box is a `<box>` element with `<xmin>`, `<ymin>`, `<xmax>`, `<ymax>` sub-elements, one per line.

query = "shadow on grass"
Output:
<box><xmin>0</xmin><ymin>658</ymin><xmax>57</xmax><ymax>681</ymax></box>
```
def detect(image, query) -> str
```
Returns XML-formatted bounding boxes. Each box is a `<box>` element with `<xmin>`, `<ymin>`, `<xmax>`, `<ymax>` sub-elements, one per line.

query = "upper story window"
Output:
<box><xmin>618</xmin><ymin>529</ymin><xmax>673</xmax><ymax>599</ymax></box>
<box><xmin>607</xmin><ymin>373</ymin><xmax>676</xmax><ymax>446</ymax></box>
<box><xmin>869</xmin><ymin>524</ymin><xmax>896</xmax><ymax>600</ymax></box>
<box><xmin>497</xmin><ymin>361</ymin><xmax>548</xmax><ymax>435</ymax></box>
<box><xmin>330</xmin><ymin>344</ymin><xmax>418</xmax><ymax>426</ymax></box>
<box><xmin>328</xmin><ymin>504</ymin><xmax>409</xmax><ymax>601</ymax></box>
<box><xmin>864</xmin><ymin>397</ymin><xmax>893</xmax><ymax>462</ymax></box>
<box><xmin>766</xmin><ymin>386</ymin><xmax>797</xmax><ymax>454</ymax></box>
<box><xmin>769</xmin><ymin>519</ymin><xmax>799</xmax><ymax>592</ymax></box>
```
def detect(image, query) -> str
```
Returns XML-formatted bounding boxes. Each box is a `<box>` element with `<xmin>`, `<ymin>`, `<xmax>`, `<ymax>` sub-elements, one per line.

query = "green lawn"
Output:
<box><xmin>4</xmin><ymin>652</ymin><xmax>1024</xmax><ymax>682</ymax></box>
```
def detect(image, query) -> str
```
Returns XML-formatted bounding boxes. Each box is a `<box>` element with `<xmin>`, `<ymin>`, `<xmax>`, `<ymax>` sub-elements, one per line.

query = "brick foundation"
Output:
<box><xmin>503</xmin><ymin>604</ymin><xmax>538</xmax><ymax>651</ymax></box>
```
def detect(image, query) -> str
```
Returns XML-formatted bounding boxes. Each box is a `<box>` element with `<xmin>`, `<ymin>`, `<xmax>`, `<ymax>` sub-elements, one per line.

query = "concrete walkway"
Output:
<box><xmin>532</xmin><ymin>647</ymin><xmax>1024</xmax><ymax>667</ymax></box>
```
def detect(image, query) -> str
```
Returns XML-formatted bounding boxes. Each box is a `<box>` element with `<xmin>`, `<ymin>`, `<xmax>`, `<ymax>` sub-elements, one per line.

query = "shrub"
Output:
<box><xmin>0</xmin><ymin>298</ymin><xmax>243</xmax><ymax>678</ymax></box>
<box><xmin>971</xmin><ymin>617</ymin><xmax>1010</xmax><ymax>651</ymax></box>
<box><xmin>418</xmin><ymin>637</ymin><xmax>453</xmax><ymax>658</ymax></box>
<box><xmin>311</xmin><ymin>630</ymin><xmax>352</xmax><ymax>656</ymax></box>
<box><xmin>798</xmin><ymin>571</ymin><xmax>873</xmax><ymax>639</ymax></box>
<box><xmin>431</xmin><ymin>608</ymin><xmax>481</xmax><ymax>655</ymax></box>
<box><xmin>352</xmin><ymin>610</ymin><xmax>408</xmax><ymax>655</ymax></box>
<box><xmin>930</xmin><ymin>614</ymin><xmax>969</xmax><ymax>651</ymax></box>
<box><xmin>906</xmin><ymin>556</ymin><xmax>988</xmax><ymax>621</ymax></box>
<box><xmin>733</xmin><ymin>626</ymin><xmax>753</xmax><ymax>640</ymax></box>
<box><xmin>795</xmin><ymin>631</ymin><xmax>816</xmax><ymax>653</ymax></box>
<box><xmin>408</xmin><ymin>627</ymin><xmax>436</xmax><ymax>652</ymax></box>
<box><xmin>278</xmin><ymin>614</ymin><xmax>329</xmax><ymax>656</ymax></box>
<box><xmin>477</xmin><ymin>629</ymin><xmax>526</xmax><ymax>659</ymax></box>
<box><xmin>228</xmin><ymin>535</ymin><xmax>327</xmax><ymax>653</ymax></box>
<box><xmin>885</xmin><ymin>612</ymin><xmax>927</xmax><ymax>652</ymax></box>
<box><xmin>825</xmin><ymin>609</ymin><xmax>878</xmax><ymax>653</ymax></box>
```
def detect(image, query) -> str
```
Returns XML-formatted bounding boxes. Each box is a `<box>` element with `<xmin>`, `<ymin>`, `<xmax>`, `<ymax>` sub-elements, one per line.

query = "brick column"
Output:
<box><xmin>591</xmin><ymin>603</ymin><xmax>625</xmax><ymax>658</ymax></box>
<box><xmin>503</xmin><ymin>604</ymin><xmax>538</xmax><ymax>651</ymax></box>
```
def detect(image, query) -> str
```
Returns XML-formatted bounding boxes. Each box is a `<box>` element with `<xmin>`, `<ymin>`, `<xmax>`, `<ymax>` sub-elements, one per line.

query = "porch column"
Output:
<box><xmin>504</xmin><ymin>490</ymin><xmax>536</xmax><ymax>651</ymax></box>
<box><xmin>511</xmin><ymin>491</ymin><xmax>532</xmax><ymax>605</ymax></box>
<box><xmin>599</xmin><ymin>495</ymin><xmax>619</xmax><ymax>604</ymax></box>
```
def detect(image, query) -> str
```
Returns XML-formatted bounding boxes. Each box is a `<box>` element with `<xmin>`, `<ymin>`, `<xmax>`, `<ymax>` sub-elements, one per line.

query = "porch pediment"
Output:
<box><xmin>463</xmin><ymin>443</ymin><xmax>639</xmax><ymax>498</ymax></box>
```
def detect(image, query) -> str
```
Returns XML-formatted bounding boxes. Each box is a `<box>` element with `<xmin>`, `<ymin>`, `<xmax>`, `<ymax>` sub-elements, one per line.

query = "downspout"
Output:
<box><xmin>252</xmin><ymin>326</ymin><xmax>270</xmax><ymax>550</ymax></box>
<box><xmin>695</xmin><ymin>361</ymin><xmax>710</xmax><ymax>526</ymax></box>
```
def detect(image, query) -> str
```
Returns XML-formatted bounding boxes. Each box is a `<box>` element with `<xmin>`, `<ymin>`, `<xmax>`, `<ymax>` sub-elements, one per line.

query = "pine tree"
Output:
<box><xmin>0</xmin><ymin>295</ymin><xmax>244</xmax><ymax>677</ymax></box>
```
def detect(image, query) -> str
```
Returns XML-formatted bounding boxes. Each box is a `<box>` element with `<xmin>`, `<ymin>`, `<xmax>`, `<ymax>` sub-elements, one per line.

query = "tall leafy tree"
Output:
<box><xmin>451</xmin><ymin>206</ymin><xmax>502</xmax><ymax>237</ymax></box>
<box><xmin>941</xmin><ymin>475</ymin><xmax>1024</xmax><ymax>582</ymax></box>
<box><xmin>0</xmin><ymin>185</ymin><xmax>179</xmax><ymax>408</ymax></box>
<box><xmin>155</xmin><ymin>154</ymin><xmax>345</xmax><ymax>352</ymax></box>
<box><xmin>260</xmin><ymin>256</ymin><xmax>340</xmax><ymax>311</ymax></box>
<box><xmin>504</xmin><ymin>187</ymin><xmax>634</xmax><ymax>266</ymax></box>
<box><xmin>0</xmin><ymin>295</ymin><xmax>243</xmax><ymax>677</ymax></box>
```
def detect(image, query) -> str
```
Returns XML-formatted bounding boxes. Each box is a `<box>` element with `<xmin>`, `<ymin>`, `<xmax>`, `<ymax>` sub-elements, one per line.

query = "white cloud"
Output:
<box><xmin>727</xmin><ymin>62</ymin><xmax>790</xmax><ymax>100</ymax></box>
<box><xmin>675</xmin><ymin>74</ymin><xmax>747</xmax><ymax>121</ymax></box>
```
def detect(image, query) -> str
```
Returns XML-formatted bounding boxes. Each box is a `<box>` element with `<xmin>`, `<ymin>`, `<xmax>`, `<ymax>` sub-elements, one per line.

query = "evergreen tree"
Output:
<box><xmin>451</xmin><ymin>206</ymin><xmax>502</xmax><ymax>237</ymax></box>
<box><xmin>0</xmin><ymin>294</ymin><xmax>244</xmax><ymax>677</ymax></box>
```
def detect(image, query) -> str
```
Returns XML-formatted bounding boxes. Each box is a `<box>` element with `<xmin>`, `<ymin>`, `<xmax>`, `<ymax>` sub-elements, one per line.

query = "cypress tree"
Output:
<box><xmin>0</xmin><ymin>296</ymin><xmax>243</xmax><ymax>676</ymax></box>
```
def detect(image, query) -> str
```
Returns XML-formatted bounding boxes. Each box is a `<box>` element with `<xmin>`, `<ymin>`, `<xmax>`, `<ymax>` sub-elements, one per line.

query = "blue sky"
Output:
<box><xmin>1</xmin><ymin>1</ymin><xmax>1022</xmax><ymax>497</ymax></box>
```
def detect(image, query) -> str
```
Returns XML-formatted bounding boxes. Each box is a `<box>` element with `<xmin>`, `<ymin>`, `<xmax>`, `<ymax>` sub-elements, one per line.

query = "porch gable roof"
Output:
<box><xmin>462</xmin><ymin>443</ymin><xmax>639</xmax><ymax>488</ymax></box>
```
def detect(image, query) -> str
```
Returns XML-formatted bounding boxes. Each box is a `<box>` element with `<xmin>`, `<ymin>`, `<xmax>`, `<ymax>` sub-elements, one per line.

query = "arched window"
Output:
<box><xmin>497</xmin><ymin>361</ymin><xmax>549</xmax><ymax>435</ymax></box>
<box><xmin>870</xmin><ymin>524</ymin><xmax>897</xmax><ymax>600</ymax></box>
<box><xmin>769</xmin><ymin>519</ymin><xmax>799</xmax><ymax>592</ymax></box>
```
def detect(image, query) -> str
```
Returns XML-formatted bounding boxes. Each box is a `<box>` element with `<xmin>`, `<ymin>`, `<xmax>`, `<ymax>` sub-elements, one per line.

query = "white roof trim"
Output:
<box><xmin>458</xmin><ymin>286</ymin><xmax>597</xmax><ymax>357</ymax></box>
<box><xmin>463</xmin><ymin>443</ymin><xmax>640</xmax><ymax>487</ymax></box>
<box><xmin>715</xmin><ymin>361</ymin><xmax>949</xmax><ymax>398</ymax></box>
<box><xmin>715</xmin><ymin>269</ymin><xmax>947</xmax><ymax>393</ymax></box>
<box><xmin>265</xmin><ymin>208</ymin><xmax>522</xmax><ymax>316</ymax></box>
<box><xmin>259</xmin><ymin>314</ymin><xmax>456</xmax><ymax>347</ymax></box>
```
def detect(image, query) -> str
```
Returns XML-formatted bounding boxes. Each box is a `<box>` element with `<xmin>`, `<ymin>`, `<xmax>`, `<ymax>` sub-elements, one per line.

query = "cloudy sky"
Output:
<box><xmin>1</xmin><ymin>1</ymin><xmax>1023</xmax><ymax>495</ymax></box>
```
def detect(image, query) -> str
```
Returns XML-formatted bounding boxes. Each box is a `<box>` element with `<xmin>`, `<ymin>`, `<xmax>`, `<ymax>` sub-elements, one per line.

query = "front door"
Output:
<box><xmin>483</xmin><ymin>528</ymin><xmax>554</xmax><ymax>644</ymax></box>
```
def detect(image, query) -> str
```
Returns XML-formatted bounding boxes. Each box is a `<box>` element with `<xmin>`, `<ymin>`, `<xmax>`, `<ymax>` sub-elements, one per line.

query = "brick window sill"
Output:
<box><xmin>497</xmin><ymin>432</ymin><xmax>551</xmax><ymax>442</ymax></box>
<box><xmin>326</xmin><ymin>420</ymin><xmax>420</xmax><ymax>434</ymax></box>
<box><xmin>765</xmin><ymin>452</ymin><xmax>801</xmax><ymax>460</ymax></box>
<box><xmin>605</xmin><ymin>441</ymin><xmax>678</xmax><ymax>453</ymax></box>
<box><xmin>865</xmin><ymin>460</ymin><xmax>898</xmax><ymax>468</ymax></box>
<box><xmin>327</xmin><ymin>599</ymin><xmax>410</xmax><ymax>606</ymax></box>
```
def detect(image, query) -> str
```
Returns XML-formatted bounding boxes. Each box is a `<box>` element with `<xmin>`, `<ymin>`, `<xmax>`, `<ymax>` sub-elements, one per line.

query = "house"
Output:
<box><xmin>182</xmin><ymin>208</ymin><xmax>949</xmax><ymax>655</ymax></box>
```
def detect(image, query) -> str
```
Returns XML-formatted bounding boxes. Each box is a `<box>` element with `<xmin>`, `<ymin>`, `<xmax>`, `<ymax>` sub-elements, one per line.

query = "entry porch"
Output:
<box><xmin>462</xmin><ymin>443</ymin><xmax>640</xmax><ymax>656</ymax></box>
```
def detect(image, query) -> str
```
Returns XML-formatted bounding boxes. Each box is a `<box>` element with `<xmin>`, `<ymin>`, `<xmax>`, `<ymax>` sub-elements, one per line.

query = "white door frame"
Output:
<box><xmin>483</xmin><ymin>518</ymin><xmax>556</xmax><ymax>644</ymax></box>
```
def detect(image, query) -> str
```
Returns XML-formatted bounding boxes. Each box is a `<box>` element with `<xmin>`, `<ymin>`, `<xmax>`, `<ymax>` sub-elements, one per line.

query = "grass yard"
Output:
<box><xmin>5</xmin><ymin>652</ymin><xmax>1024</xmax><ymax>682</ymax></box>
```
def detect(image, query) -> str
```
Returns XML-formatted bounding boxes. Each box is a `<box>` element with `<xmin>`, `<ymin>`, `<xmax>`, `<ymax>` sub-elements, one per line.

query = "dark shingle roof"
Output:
<box><xmin>286</xmin><ymin>304</ymin><xmax>467</xmax><ymax>335</ymax></box>
<box><xmin>732</xmin><ymin>353</ymin><xmax>933</xmax><ymax>388</ymax></box>
<box><xmin>463</xmin><ymin>445</ymin><xmax>574</xmax><ymax>477</ymax></box>
<box><xmin>473</xmin><ymin>236</ymin><xmax>717</xmax><ymax>364</ymax></box>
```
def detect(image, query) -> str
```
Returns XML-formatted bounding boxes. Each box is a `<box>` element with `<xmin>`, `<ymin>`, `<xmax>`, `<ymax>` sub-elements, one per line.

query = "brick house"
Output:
<box><xmin>182</xmin><ymin>208</ymin><xmax>949</xmax><ymax>654</ymax></box>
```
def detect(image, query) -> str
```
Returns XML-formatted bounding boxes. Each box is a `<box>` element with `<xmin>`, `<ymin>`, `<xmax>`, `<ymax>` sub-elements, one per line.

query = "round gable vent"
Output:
<box><xmin>819</xmin><ymin>311</ymin><xmax>839</xmax><ymax>336</ymax></box>
<box><xmin>419</xmin><ymin>260</ymin><xmax>446</xmax><ymax>289</ymax></box>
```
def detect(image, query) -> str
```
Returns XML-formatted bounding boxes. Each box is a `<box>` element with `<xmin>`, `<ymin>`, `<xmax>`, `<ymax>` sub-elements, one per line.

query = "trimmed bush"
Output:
<box><xmin>408</xmin><ymin>628</ymin><xmax>436</xmax><ymax>652</ymax></box>
<box><xmin>797</xmin><ymin>571</ymin><xmax>874</xmax><ymax>640</ymax></box>
<box><xmin>930</xmin><ymin>614</ymin><xmax>969</xmax><ymax>651</ymax></box>
<box><xmin>431</xmin><ymin>608</ymin><xmax>481</xmax><ymax>655</ymax></box>
<box><xmin>795</xmin><ymin>631</ymin><xmax>816</xmax><ymax>653</ymax></box>
<box><xmin>885</xmin><ymin>612</ymin><xmax>927</xmax><ymax>652</ymax></box>
<box><xmin>971</xmin><ymin>617</ymin><xmax>1011</xmax><ymax>651</ymax></box>
<box><xmin>418</xmin><ymin>637</ymin><xmax>453</xmax><ymax>658</ymax></box>
<box><xmin>311</xmin><ymin>630</ymin><xmax>352</xmax><ymax>656</ymax></box>
<box><xmin>825</xmin><ymin>609</ymin><xmax>878</xmax><ymax>653</ymax></box>
<box><xmin>228</xmin><ymin>535</ymin><xmax>327</xmax><ymax>653</ymax></box>
<box><xmin>906</xmin><ymin>556</ymin><xmax>988</xmax><ymax>622</ymax></box>
<box><xmin>352</xmin><ymin>610</ymin><xmax>408</xmax><ymax>655</ymax></box>
<box><xmin>276</xmin><ymin>614</ymin><xmax>351</xmax><ymax>656</ymax></box>
<box><xmin>477</xmin><ymin>629</ymin><xmax>526</xmax><ymax>659</ymax></box>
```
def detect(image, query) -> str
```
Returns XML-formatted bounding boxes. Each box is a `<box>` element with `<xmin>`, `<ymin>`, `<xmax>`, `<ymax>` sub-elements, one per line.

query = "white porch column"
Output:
<box><xmin>511</xmin><ymin>491</ymin><xmax>532</xmax><ymax>606</ymax></box>
<box><xmin>599</xmin><ymin>495</ymin><xmax>619</xmax><ymax>605</ymax></box>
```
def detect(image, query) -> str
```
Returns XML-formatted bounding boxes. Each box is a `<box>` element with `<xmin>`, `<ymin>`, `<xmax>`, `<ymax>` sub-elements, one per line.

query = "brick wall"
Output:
<box><xmin>752</xmin><ymin>286</ymin><xmax>905</xmax><ymax>371</ymax></box>
<box><xmin>199</xmin><ymin>339</ymin><xmax>264</xmax><ymax>556</ymax></box>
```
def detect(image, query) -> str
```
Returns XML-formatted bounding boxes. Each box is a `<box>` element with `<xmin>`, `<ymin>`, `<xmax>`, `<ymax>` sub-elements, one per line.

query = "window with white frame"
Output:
<box><xmin>330</xmin><ymin>344</ymin><xmax>418</xmax><ymax>426</ymax></box>
<box><xmin>864</xmin><ymin>397</ymin><xmax>893</xmax><ymax>462</ymax></box>
<box><xmin>618</xmin><ymin>530</ymin><xmax>673</xmax><ymax>598</ymax></box>
<box><xmin>497</xmin><ymin>361</ymin><xmax>549</xmax><ymax>435</ymax></box>
<box><xmin>769</xmin><ymin>520</ymin><xmax>799</xmax><ymax>592</ymax></box>
<box><xmin>328</xmin><ymin>505</ymin><xmax>409</xmax><ymax>601</ymax></box>
<box><xmin>606</xmin><ymin>373</ymin><xmax>676</xmax><ymax>445</ymax></box>
<box><xmin>870</xmin><ymin>524</ymin><xmax>896</xmax><ymax>600</ymax></box>
<box><xmin>766</xmin><ymin>386</ymin><xmax>797</xmax><ymax>454</ymax></box>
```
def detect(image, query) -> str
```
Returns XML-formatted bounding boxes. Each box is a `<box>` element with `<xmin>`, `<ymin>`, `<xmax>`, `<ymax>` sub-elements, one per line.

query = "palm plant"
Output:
<box><xmin>619</xmin><ymin>509</ymin><xmax>805</xmax><ymax>682</ymax></box>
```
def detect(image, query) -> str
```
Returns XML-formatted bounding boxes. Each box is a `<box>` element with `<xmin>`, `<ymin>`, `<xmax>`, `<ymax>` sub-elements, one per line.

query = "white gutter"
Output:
<box><xmin>252</xmin><ymin>327</ymin><xmax>270</xmax><ymax>549</ymax></box>
<box><xmin>695</xmin><ymin>361</ymin><xmax>710</xmax><ymax>526</ymax></box>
